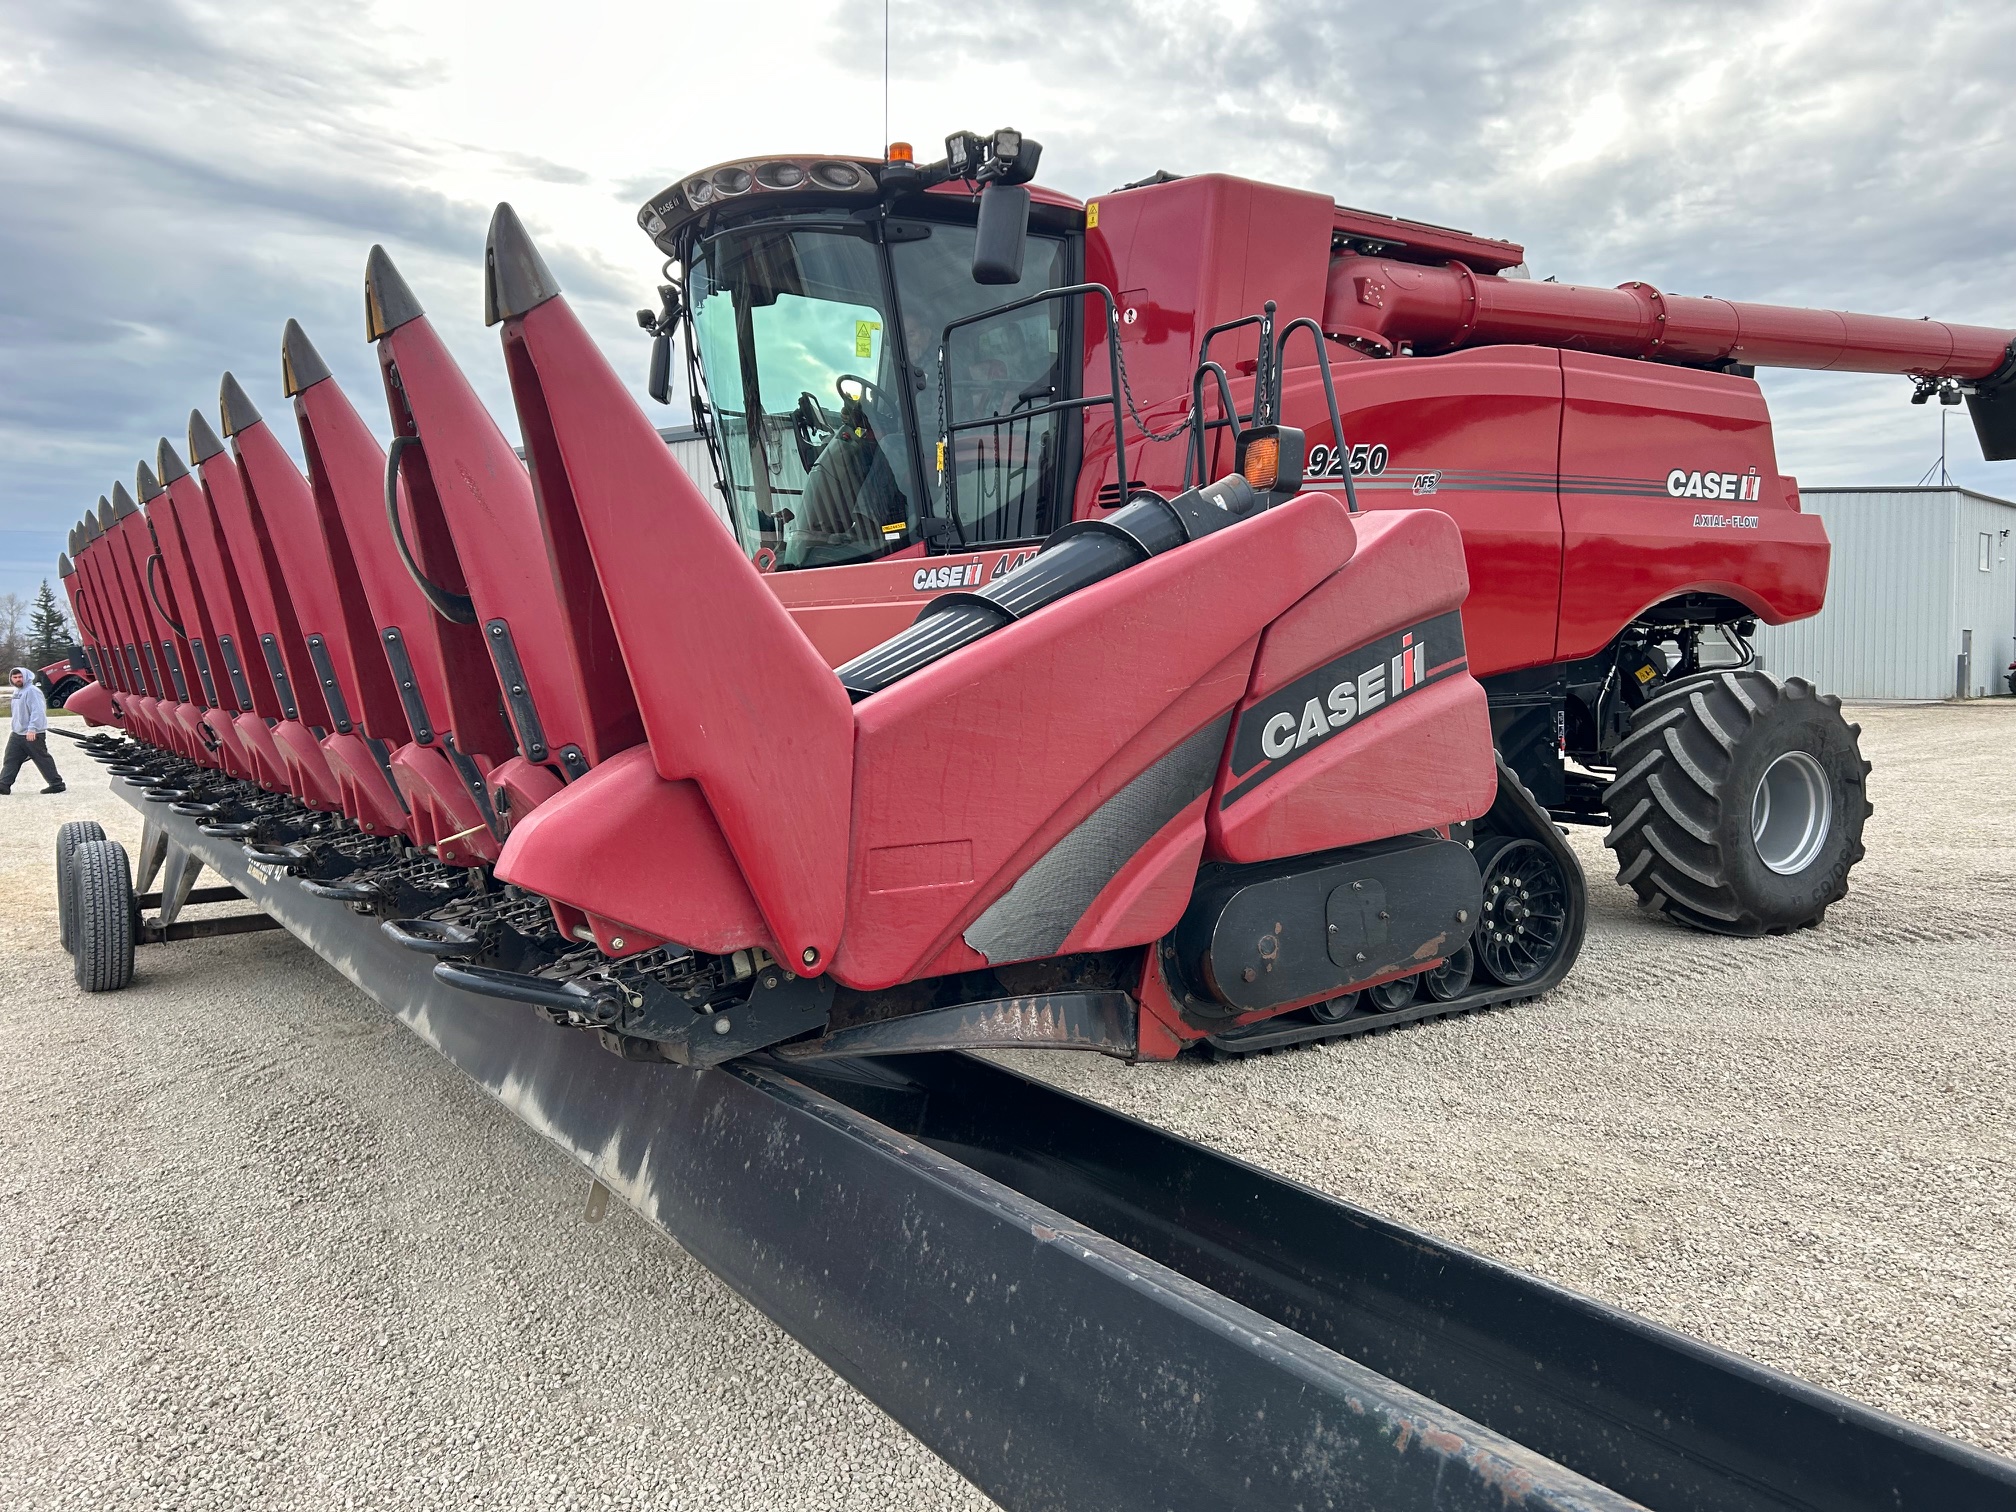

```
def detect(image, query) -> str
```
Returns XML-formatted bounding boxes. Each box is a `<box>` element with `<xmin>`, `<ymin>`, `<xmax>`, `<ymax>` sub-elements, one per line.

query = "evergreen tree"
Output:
<box><xmin>27</xmin><ymin>580</ymin><xmax>70</xmax><ymax>665</ymax></box>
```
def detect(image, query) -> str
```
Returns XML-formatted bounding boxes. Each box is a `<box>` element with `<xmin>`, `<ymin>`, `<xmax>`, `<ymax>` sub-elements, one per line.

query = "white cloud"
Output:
<box><xmin>4</xmin><ymin>0</ymin><xmax>2015</xmax><ymax>609</ymax></box>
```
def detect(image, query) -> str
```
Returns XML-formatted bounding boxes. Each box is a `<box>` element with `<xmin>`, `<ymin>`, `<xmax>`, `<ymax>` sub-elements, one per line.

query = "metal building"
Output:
<box><xmin>1755</xmin><ymin>487</ymin><xmax>2016</xmax><ymax>699</ymax></box>
<box><xmin>657</xmin><ymin>425</ymin><xmax>728</xmax><ymax>525</ymax></box>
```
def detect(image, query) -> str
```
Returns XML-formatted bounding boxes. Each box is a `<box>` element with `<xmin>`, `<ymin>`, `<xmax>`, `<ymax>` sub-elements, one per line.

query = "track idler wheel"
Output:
<box><xmin>1364</xmin><ymin>976</ymin><xmax>1418</xmax><ymax>1012</ymax></box>
<box><xmin>70</xmin><ymin>839</ymin><xmax>136</xmax><ymax>992</ymax></box>
<box><xmin>56</xmin><ymin>819</ymin><xmax>106</xmax><ymax>955</ymax></box>
<box><xmin>1603</xmin><ymin>670</ymin><xmax>1871</xmax><ymax>936</ymax></box>
<box><xmin>1474</xmin><ymin>836</ymin><xmax>1572</xmax><ymax>986</ymax></box>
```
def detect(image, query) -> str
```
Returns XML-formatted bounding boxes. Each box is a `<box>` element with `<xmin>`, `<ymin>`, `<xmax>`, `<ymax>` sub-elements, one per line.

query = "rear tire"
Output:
<box><xmin>1603</xmin><ymin>670</ymin><xmax>1871</xmax><ymax>936</ymax></box>
<box><xmin>71</xmin><ymin>839</ymin><xmax>136</xmax><ymax>992</ymax></box>
<box><xmin>56</xmin><ymin>819</ymin><xmax>106</xmax><ymax>955</ymax></box>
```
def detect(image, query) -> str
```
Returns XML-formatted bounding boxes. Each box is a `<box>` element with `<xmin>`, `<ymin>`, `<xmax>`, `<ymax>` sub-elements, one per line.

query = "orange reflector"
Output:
<box><xmin>1241</xmin><ymin>435</ymin><xmax>1280</xmax><ymax>491</ymax></box>
<box><xmin>887</xmin><ymin>141</ymin><xmax>914</xmax><ymax>162</ymax></box>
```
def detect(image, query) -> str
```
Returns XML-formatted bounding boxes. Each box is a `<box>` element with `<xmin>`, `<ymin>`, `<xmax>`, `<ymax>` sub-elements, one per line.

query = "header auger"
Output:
<box><xmin>57</xmin><ymin>127</ymin><xmax>2011</xmax><ymax>1058</ymax></box>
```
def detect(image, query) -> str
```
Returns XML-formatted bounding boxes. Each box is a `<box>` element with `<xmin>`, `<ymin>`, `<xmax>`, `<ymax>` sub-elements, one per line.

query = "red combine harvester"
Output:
<box><xmin>47</xmin><ymin>130</ymin><xmax>2016</xmax><ymax>1509</ymax></box>
<box><xmin>52</xmin><ymin>129</ymin><xmax>2015</xmax><ymax>1065</ymax></box>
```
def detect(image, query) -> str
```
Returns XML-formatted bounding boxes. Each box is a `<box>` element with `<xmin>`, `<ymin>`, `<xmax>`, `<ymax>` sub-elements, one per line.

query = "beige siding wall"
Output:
<box><xmin>1755</xmin><ymin>489</ymin><xmax>2016</xmax><ymax>699</ymax></box>
<box><xmin>657</xmin><ymin>427</ymin><xmax>731</xmax><ymax>528</ymax></box>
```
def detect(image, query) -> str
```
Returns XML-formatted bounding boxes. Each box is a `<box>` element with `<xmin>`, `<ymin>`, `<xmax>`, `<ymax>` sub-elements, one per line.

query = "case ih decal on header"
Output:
<box><xmin>1225</xmin><ymin>612</ymin><xmax>1467</xmax><ymax>807</ymax></box>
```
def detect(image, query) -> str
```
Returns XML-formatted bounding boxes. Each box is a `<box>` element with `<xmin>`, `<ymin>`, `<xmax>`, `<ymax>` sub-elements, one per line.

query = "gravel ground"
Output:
<box><xmin>998</xmin><ymin>698</ymin><xmax>2016</xmax><ymax>1461</ymax></box>
<box><xmin>0</xmin><ymin>732</ymin><xmax>990</xmax><ymax>1510</ymax></box>
<box><xmin>0</xmin><ymin>701</ymin><xmax>2011</xmax><ymax>1508</ymax></box>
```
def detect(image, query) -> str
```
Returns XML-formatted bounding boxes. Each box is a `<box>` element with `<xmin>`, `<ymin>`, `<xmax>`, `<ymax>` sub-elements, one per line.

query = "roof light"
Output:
<box><xmin>945</xmin><ymin>130</ymin><xmax>982</xmax><ymax>177</ymax></box>
<box><xmin>685</xmin><ymin>176</ymin><xmax>715</xmax><ymax>206</ymax></box>
<box><xmin>886</xmin><ymin>141</ymin><xmax>913</xmax><ymax>162</ymax></box>
<box><xmin>810</xmin><ymin>160</ymin><xmax>864</xmax><ymax>190</ymax></box>
<box><xmin>757</xmin><ymin>161</ymin><xmax>807</xmax><ymax>189</ymax></box>
<box><xmin>712</xmin><ymin>166</ymin><xmax>753</xmax><ymax>196</ymax></box>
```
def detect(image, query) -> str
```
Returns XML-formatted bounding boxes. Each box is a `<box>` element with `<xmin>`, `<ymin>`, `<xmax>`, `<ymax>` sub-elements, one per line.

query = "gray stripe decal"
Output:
<box><xmin>963</xmin><ymin>715</ymin><xmax>1231</xmax><ymax>964</ymax></box>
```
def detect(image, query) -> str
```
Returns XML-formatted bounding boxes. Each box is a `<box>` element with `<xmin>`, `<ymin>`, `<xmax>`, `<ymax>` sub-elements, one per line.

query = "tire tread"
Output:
<box><xmin>56</xmin><ymin>819</ymin><xmax>106</xmax><ymax>955</ymax></box>
<box><xmin>1602</xmin><ymin>669</ymin><xmax>1867</xmax><ymax>936</ymax></box>
<box><xmin>71</xmin><ymin>839</ymin><xmax>135</xmax><ymax>993</ymax></box>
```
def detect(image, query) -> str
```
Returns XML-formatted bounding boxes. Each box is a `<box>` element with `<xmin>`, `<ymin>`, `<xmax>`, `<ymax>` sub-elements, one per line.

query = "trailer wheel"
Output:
<box><xmin>71</xmin><ymin>839</ymin><xmax>136</xmax><ymax>993</ymax></box>
<box><xmin>1603</xmin><ymin>670</ymin><xmax>1871</xmax><ymax>936</ymax></box>
<box><xmin>56</xmin><ymin>819</ymin><xmax>106</xmax><ymax>954</ymax></box>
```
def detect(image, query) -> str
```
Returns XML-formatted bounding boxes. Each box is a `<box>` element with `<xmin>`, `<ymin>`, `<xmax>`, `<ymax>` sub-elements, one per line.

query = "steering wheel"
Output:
<box><xmin>835</xmin><ymin>373</ymin><xmax>888</xmax><ymax>425</ymax></box>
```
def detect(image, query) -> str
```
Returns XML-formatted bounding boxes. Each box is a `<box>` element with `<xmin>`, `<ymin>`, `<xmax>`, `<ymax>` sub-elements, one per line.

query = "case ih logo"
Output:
<box><xmin>914</xmin><ymin>562</ymin><xmax>985</xmax><ymax>591</ymax></box>
<box><xmin>1667</xmin><ymin>467</ymin><xmax>1765</xmax><ymax>502</ymax></box>
<box><xmin>1221</xmin><ymin>611</ymin><xmax>1467</xmax><ymax>807</ymax></box>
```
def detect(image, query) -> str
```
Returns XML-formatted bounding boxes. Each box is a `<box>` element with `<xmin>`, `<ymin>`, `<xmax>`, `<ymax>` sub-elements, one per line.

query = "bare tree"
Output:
<box><xmin>0</xmin><ymin>592</ymin><xmax>27</xmax><ymax>673</ymax></box>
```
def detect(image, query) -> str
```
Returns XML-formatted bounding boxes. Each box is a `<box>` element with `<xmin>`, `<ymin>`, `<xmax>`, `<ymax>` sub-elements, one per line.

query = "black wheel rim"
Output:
<box><xmin>1476</xmin><ymin>839</ymin><xmax>1568</xmax><ymax>986</ymax></box>
<box><xmin>1423</xmin><ymin>943</ymin><xmax>1475</xmax><ymax>1002</ymax></box>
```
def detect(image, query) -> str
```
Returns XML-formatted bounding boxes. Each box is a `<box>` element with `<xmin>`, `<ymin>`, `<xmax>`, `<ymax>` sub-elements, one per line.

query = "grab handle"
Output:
<box><xmin>385</xmin><ymin>436</ymin><xmax>477</xmax><ymax>624</ymax></box>
<box><xmin>145</xmin><ymin>554</ymin><xmax>189</xmax><ymax>636</ymax></box>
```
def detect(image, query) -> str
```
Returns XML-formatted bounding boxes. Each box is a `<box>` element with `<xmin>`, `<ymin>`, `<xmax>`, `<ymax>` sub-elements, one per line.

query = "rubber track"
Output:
<box><xmin>1601</xmin><ymin>669</ymin><xmax>1872</xmax><ymax>936</ymax></box>
<box><xmin>1206</xmin><ymin>756</ymin><xmax>1588</xmax><ymax>1057</ymax></box>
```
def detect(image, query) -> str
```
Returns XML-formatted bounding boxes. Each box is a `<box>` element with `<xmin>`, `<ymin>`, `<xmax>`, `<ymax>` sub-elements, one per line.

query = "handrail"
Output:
<box><xmin>939</xmin><ymin>281</ymin><xmax>1127</xmax><ymax>527</ymax></box>
<box><xmin>384</xmin><ymin>436</ymin><xmax>478</xmax><ymax>625</ymax></box>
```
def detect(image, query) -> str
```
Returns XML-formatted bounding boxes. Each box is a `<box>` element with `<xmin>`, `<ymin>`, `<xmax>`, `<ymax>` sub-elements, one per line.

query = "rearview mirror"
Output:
<box><xmin>647</xmin><ymin>332</ymin><xmax>672</xmax><ymax>404</ymax></box>
<box><xmin>972</xmin><ymin>183</ymin><xmax>1030</xmax><ymax>285</ymax></box>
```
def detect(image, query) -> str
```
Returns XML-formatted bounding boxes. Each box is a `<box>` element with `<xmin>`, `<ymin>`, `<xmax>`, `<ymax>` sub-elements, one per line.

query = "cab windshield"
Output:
<box><xmin>690</xmin><ymin>226</ymin><xmax>910</xmax><ymax>569</ymax></box>
<box><xmin>687</xmin><ymin>215</ymin><xmax>1070</xmax><ymax>568</ymax></box>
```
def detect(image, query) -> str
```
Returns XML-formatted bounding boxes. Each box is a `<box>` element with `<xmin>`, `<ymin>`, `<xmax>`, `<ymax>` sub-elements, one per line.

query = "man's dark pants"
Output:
<box><xmin>0</xmin><ymin>732</ymin><xmax>62</xmax><ymax>792</ymax></box>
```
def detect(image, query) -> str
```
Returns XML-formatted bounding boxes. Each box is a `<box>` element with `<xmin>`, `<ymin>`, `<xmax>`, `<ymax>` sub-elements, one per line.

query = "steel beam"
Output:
<box><xmin>115</xmin><ymin>787</ymin><xmax>2016</xmax><ymax>1512</ymax></box>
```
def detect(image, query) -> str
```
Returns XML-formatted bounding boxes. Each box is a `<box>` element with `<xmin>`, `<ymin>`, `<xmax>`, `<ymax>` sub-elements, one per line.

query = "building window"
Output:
<box><xmin>1981</xmin><ymin>533</ymin><xmax>1994</xmax><ymax>572</ymax></box>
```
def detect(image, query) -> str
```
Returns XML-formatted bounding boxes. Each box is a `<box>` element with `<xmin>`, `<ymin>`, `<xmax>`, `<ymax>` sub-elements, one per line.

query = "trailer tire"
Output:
<box><xmin>71</xmin><ymin>839</ymin><xmax>136</xmax><ymax>992</ymax></box>
<box><xmin>1603</xmin><ymin>671</ymin><xmax>1871</xmax><ymax>936</ymax></box>
<box><xmin>56</xmin><ymin>819</ymin><xmax>106</xmax><ymax>955</ymax></box>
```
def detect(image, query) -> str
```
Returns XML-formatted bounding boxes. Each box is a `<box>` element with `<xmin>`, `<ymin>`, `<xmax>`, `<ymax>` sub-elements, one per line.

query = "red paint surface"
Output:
<box><xmin>496</xmin><ymin>288</ymin><xmax>855</xmax><ymax>973</ymax></box>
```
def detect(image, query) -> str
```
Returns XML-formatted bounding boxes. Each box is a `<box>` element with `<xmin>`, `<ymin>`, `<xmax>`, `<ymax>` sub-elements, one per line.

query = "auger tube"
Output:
<box><xmin>837</xmin><ymin>475</ymin><xmax>1262</xmax><ymax>697</ymax></box>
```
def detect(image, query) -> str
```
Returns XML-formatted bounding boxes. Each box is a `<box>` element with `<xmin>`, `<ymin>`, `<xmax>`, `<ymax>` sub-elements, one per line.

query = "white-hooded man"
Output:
<box><xmin>2</xmin><ymin>668</ymin><xmax>65</xmax><ymax>795</ymax></box>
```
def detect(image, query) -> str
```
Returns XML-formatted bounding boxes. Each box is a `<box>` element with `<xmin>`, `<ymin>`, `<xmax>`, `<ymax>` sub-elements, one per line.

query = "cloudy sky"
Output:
<box><xmin>4</xmin><ymin>0</ymin><xmax>2014</xmax><ymax>604</ymax></box>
